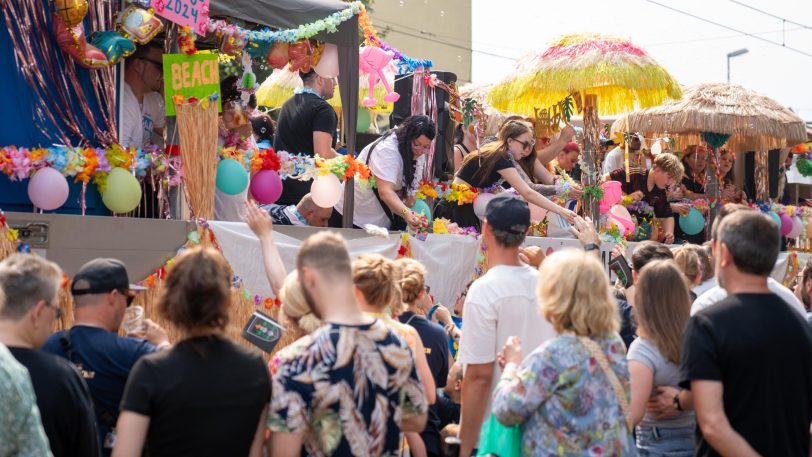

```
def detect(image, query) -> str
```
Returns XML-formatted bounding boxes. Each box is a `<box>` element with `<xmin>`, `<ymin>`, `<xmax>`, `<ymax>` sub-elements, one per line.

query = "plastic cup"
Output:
<box><xmin>122</xmin><ymin>306</ymin><xmax>146</xmax><ymax>336</ymax></box>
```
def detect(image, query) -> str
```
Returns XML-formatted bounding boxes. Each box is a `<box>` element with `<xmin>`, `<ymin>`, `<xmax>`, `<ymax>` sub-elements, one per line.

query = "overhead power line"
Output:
<box><xmin>729</xmin><ymin>0</ymin><xmax>812</xmax><ymax>30</ymax></box>
<box><xmin>646</xmin><ymin>0</ymin><xmax>812</xmax><ymax>58</ymax></box>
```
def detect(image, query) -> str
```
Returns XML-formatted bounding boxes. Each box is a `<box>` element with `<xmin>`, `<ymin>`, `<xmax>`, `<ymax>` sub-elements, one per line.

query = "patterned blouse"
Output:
<box><xmin>492</xmin><ymin>334</ymin><xmax>635</xmax><ymax>457</ymax></box>
<box><xmin>268</xmin><ymin>320</ymin><xmax>428</xmax><ymax>456</ymax></box>
<box><xmin>0</xmin><ymin>344</ymin><xmax>52</xmax><ymax>457</ymax></box>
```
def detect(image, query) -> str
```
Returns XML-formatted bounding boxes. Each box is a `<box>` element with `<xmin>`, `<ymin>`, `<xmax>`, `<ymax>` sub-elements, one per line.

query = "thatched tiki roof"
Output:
<box><xmin>612</xmin><ymin>83</ymin><xmax>807</xmax><ymax>152</ymax></box>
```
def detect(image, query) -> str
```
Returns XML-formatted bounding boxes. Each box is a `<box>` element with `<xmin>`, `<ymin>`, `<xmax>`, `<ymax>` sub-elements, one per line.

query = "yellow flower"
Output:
<box><xmin>433</xmin><ymin>219</ymin><xmax>448</xmax><ymax>234</ymax></box>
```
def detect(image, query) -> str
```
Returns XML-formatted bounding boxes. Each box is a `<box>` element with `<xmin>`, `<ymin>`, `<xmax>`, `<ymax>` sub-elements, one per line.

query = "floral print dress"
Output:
<box><xmin>492</xmin><ymin>334</ymin><xmax>635</xmax><ymax>457</ymax></box>
<box><xmin>268</xmin><ymin>320</ymin><xmax>428</xmax><ymax>457</ymax></box>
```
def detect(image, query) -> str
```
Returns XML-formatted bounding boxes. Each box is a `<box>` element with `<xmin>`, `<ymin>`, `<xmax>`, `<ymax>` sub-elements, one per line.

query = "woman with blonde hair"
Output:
<box><xmin>435</xmin><ymin>120</ymin><xmax>576</xmax><ymax>230</ymax></box>
<box><xmin>492</xmin><ymin>249</ymin><xmax>635</xmax><ymax>456</ymax></box>
<box><xmin>627</xmin><ymin>260</ymin><xmax>694</xmax><ymax>456</ymax></box>
<box><xmin>114</xmin><ymin>247</ymin><xmax>270</xmax><ymax>457</ymax></box>
<box><xmin>395</xmin><ymin>258</ymin><xmax>452</xmax><ymax>457</ymax></box>
<box><xmin>277</xmin><ymin>271</ymin><xmax>322</xmax><ymax>341</ymax></box>
<box><xmin>352</xmin><ymin>254</ymin><xmax>436</xmax><ymax>457</ymax></box>
<box><xmin>673</xmin><ymin>247</ymin><xmax>702</xmax><ymax>301</ymax></box>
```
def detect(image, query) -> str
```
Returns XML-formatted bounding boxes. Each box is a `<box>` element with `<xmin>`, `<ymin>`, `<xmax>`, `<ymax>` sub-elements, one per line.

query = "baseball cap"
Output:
<box><xmin>484</xmin><ymin>195</ymin><xmax>530</xmax><ymax>235</ymax></box>
<box><xmin>71</xmin><ymin>258</ymin><xmax>146</xmax><ymax>296</ymax></box>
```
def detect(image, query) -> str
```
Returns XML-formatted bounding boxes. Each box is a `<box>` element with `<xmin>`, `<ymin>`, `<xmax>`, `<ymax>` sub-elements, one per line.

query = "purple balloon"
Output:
<box><xmin>249</xmin><ymin>170</ymin><xmax>283</xmax><ymax>204</ymax></box>
<box><xmin>779</xmin><ymin>213</ymin><xmax>794</xmax><ymax>236</ymax></box>
<box><xmin>28</xmin><ymin>167</ymin><xmax>69</xmax><ymax>211</ymax></box>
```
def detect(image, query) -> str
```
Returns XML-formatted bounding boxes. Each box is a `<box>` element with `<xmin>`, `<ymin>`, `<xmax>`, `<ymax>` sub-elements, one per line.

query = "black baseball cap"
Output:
<box><xmin>71</xmin><ymin>258</ymin><xmax>145</xmax><ymax>296</ymax></box>
<box><xmin>484</xmin><ymin>195</ymin><xmax>530</xmax><ymax>235</ymax></box>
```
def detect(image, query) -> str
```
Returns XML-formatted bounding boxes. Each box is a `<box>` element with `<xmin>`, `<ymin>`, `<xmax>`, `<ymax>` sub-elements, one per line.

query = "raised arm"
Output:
<box><xmin>535</xmin><ymin>125</ymin><xmax>576</xmax><ymax>165</ymax></box>
<box><xmin>244</xmin><ymin>201</ymin><xmax>287</xmax><ymax>297</ymax></box>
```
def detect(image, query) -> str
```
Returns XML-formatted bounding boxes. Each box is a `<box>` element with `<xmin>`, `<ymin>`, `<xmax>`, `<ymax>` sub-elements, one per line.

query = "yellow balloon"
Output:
<box><xmin>102</xmin><ymin>168</ymin><xmax>142</xmax><ymax>214</ymax></box>
<box><xmin>54</xmin><ymin>0</ymin><xmax>88</xmax><ymax>27</ymax></box>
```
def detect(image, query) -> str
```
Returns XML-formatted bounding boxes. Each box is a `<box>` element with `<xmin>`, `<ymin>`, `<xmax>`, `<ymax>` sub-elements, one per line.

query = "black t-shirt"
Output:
<box><xmin>455</xmin><ymin>154</ymin><xmax>513</xmax><ymax>189</ymax></box>
<box><xmin>120</xmin><ymin>335</ymin><xmax>271</xmax><ymax>457</ymax></box>
<box><xmin>435</xmin><ymin>393</ymin><xmax>460</xmax><ymax>430</ymax></box>
<box><xmin>399</xmin><ymin>311</ymin><xmax>450</xmax><ymax>455</ymax></box>
<box><xmin>610</xmin><ymin>169</ymin><xmax>671</xmax><ymax>218</ymax></box>
<box><xmin>9</xmin><ymin>347</ymin><xmax>101</xmax><ymax>457</ymax></box>
<box><xmin>680</xmin><ymin>293</ymin><xmax>812</xmax><ymax>457</ymax></box>
<box><xmin>274</xmin><ymin>93</ymin><xmax>338</xmax><ymax>205</ymax></box>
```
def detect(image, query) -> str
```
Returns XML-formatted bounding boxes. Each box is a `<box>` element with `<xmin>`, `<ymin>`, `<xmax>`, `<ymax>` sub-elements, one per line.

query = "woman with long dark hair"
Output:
<box><xmin>435</xmin><ymin>120</ymin><xmax>576</xmax><ymax>230</ymax></box>
<box><xmin>335</xmin><ymin>115</ymin><xmax>436</xmax><ymax>230</ymax></box>
<box><xmin>718</xmin><ymin>150</ymin><xmax>746</xmax><ymax>203</ymax></box>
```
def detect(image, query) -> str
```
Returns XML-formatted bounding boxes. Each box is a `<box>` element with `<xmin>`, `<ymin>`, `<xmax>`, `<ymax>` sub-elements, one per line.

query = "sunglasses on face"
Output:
<box><xmin>512</xmin><ymin>138</ymin><xmax>535</xmax><ymax>151</ymax></box>
<box><xmin>117</xmin><ymin>289</ymin><xmax>136</xmax><ymax>307</ymax></box>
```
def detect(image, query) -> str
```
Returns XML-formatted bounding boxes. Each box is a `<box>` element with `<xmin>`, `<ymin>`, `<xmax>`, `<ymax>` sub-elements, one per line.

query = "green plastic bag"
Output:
<box><xmin>476</xmin><ymin>412</ymin><xmax>523</xmax><ymax>457</ymax></box>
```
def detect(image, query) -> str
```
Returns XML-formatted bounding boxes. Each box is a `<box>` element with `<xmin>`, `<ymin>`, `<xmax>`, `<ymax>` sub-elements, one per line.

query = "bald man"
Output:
<box><xmin>262</xmin><ymin>194</ymin><xmax>333</xmax><ymax>227</ymax></box>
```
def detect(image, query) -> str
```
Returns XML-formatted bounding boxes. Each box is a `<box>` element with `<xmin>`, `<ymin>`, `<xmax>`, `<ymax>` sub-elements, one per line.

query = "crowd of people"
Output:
<box><xmin>1</xmin><ymin>193</ymin><xmax>811</xmax><ymax>457</ymax></box>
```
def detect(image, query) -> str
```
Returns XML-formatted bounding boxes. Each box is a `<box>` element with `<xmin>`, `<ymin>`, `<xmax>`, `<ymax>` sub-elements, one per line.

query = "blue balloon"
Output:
<box><xmin>679</xmin><ymin>208</ymin><xmax>705</xmax><ymax>236</ymax></box>
<box><xmin>411</xmin><ymin>199</ymin><xmax>432</xmax><ymax>223</ymax></box>
<box><xmin>216</xmin><ymin>159</ymin><xmax>249</xmax><ymax>195</ymax></box>
<box><xmin>768</xmin><ymin>211</ymin><xmax>781</xmax><ymax>229</ymax></box>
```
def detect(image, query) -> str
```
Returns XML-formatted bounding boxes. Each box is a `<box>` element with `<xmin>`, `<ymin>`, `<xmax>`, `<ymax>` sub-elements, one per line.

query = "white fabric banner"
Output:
<box><xmin>209</xmin><ymin>222</ymin><xmax>402</xmax><ymax>298</ymax></box>
<box><xmin>409</xmin><ymin>234</ymin><xmax>482</xmax><ymax>306</ymax></box>
<box><xmin>210</xmin><ymin>222</ymin><xmax>806</xmax><ymax>306</ymax></box>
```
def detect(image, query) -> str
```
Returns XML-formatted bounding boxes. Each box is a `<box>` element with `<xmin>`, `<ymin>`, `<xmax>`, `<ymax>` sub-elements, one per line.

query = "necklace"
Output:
<box><xmin>294</xmin><ymin>87</ymin><xmax>325</xmax><ymax>99</ymax></box>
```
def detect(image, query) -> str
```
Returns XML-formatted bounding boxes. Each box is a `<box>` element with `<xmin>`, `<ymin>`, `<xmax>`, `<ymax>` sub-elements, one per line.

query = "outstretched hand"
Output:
<box><xmin>569</xmin><ymin>215</ymin><xmax>600</xmax><ymax>247</ymax></box>
<box><xmin>244</xmin><ymin>200</ymin><xmax>274</xmax><ymax>238</ymax></box>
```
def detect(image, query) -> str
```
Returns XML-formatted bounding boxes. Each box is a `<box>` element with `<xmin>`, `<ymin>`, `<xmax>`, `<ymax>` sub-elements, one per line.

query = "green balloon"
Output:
<box><xmin>216</xmin><ymin>158</ymin><xmax>249</xmax><ymax>195</ymax></box>
<box><xmin>102</xmin><ymin>168</ymin><xmax>143</xmax><ymax>214</ymax></box>
<box><xmin>356</xmin><ymin>108</ymin><xmax>371</xmax><ymax>133</ymax></box>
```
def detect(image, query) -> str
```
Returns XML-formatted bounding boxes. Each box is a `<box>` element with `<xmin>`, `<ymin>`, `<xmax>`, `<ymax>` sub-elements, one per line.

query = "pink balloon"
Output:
<box><xmin>249</xmin><ymin>170</ymin><xmax>283</xmax><ymax>204</ymax></box>
<box><xmin>600</xmin><ymin>181</ymin><xmax>622</xmax><ymax>213</ymax></box>
<box><xmin>779</xmin><ymin>213</ymin><xmax>793</xmax><ymax>236</ymax></box>
<box><xmin>529</xmin><ymin>203</ymin><xmax>547</xmax><ymax>222</ymax></box>
<box><xmin>311</xmin><ymin>173</ymin><xmax>342</xmax><ymax>208</ymax></box>
<box><xmin>28</xmin><ymin>167</ymin><xmax>69</xmax><ymax>211</ymax></box>
<box><xmin>609</xmin><ymin>204</ymin><xmax>636</xmax><ymax>234</ymax></box>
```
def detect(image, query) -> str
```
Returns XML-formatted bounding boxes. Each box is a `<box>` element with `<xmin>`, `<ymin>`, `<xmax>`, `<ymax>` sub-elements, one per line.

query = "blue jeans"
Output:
<box><xmin>635</xmin><ymin>425</ymin><xmax>694</xmax><ymax>457</ymax></box>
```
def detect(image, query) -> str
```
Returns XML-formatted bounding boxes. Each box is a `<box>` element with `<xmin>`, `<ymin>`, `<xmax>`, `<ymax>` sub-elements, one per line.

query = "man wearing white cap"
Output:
<box><xmin>274</xmin><ymin>44</ymin><xmax>340</xmax><ymax>206</ymax></box>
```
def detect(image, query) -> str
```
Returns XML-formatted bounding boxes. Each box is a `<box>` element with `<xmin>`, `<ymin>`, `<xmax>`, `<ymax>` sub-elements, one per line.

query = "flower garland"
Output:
<box><xmin>205</xmin><ymin>2</ymin><xmax>363</xmax><ymax>45</ymax></box>
<box><xmin>358</xmin><ymin>5</ymin><xmax>433</xmax><ymax>74</ymax></box>
<box><xmin>432</xmin><ymin>218</ymin><xmax>479</xmax><ymax>237</ymax></box>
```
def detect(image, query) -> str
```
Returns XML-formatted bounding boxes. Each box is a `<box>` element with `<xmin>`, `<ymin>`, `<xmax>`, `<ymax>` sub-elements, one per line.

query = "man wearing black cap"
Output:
<box><xmin>42</xmin><ymin>258</ymin><xmax>169</xmax><ymax>456</ymax></box>
<box><xmin>457</xmin><ymin>196</ymin><xmax>557</xmax><ymax>457</ymax></box>
<box><xmin>274</xmin><ymin>67</ymin><xmax>339</xmax><ymax>206</ymax></box>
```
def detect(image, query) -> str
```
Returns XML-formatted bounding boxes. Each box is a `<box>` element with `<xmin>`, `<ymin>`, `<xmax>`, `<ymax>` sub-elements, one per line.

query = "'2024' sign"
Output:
<box><xmin>154</xmin><ymin>0</ymin><xmax>210</xmax><ymax>35</ymax></box>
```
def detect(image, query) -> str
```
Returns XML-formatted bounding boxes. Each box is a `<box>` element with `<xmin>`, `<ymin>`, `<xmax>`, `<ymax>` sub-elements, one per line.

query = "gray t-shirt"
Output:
<box><xmin>627</xmin><ymin>338</ymin><xmax>695</xmax><ymax>428</ymax></box>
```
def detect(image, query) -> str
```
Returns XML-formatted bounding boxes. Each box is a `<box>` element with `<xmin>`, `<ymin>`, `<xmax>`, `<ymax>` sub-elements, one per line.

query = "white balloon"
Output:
<box><xmin>788</xmin><ymin>216</ymin><xmax>804</xmax><ymax>239</ymax></box>
<box><xmin>473</xmin><ymin>193</ymin><xmax>497</xmax><ymax>219</ymax></box>
<box><xmin>314</xmin><ymin>43</ymin><xmax>339</xmax><ymax>79</ymax></box>
<box><xmin>311</xmin><ymin>173</ymin><xmax>342</xmax><ymax>208</ymax></box>
<box><xmin>651</xmin><ymin>140</ymin><xmax>662</xmax><ymax>156</ymax></box>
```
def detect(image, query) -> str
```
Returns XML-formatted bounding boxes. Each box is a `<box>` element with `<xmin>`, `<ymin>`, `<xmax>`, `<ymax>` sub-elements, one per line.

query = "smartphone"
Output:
<box><xmin>609</xmin><ymin>254</ymin><xmax>634</xmax><ymax>289</ymax></box>
<box><xmin>242</xmin><ymin>310</ymin><xmax>285</xmax><ymax>354</ymax></box>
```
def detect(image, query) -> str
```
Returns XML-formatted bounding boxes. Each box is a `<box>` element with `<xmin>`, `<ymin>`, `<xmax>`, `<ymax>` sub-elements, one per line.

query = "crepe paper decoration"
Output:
<box><xmin>359</xmin><ymin>47</ymin><xmax>400</xmax><ymax>107</ymax></box>
<box><xmin>205</xmin><ymin>2</ymin><xmax>362</xmax><ymax>46</ymax></box>
<box><xmin>700</xmin><ymin>132</ymin><xmax>731</xmax><ymax>149</ymax></box>
<box><xmin>489</xmin><ymin>33</ymin><xmax>681</xmax><ymax>117</ymax></box>
<box><xmin>797</xmin><ymin>157</ymin><xmax>812</xmax><ymax>177</ymax></box>
<box><xmin>267</xmin><ymin>42</ymin><xmax>290</xmax><ymax>69</ymax></box>
<box><xmin>358</xmin><ymin>5</ymin><xmax>433</xmax><ymax>74</ymax></box>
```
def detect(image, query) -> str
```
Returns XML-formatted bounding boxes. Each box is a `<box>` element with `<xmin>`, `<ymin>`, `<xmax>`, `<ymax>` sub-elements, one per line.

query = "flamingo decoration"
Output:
<box><xmin>359</xmin><ymin>46</ymin><xmax>400</xmax><ymax>107</ymax></box>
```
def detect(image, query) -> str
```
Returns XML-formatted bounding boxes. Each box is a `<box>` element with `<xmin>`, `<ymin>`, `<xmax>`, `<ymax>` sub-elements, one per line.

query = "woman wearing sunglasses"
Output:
<box><xmin>435</xmin><ymin>120</ymin><xmax>576</xmax><ymax>231</ymax></box>
<box><xmin>334</xmin><ymin>115</ymin><xmax>436</xmax><ymax>231</ymax></box>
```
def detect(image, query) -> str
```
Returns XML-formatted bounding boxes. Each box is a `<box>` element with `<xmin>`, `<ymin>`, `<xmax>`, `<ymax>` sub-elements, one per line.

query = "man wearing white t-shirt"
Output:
<box><xmin>120</xmin><ymin>43</ymin><xmax>165</xmax><ymax>149</ymax></box>
<box><xmin>602</xmin><ymin>133</ymin><xmax>649</xmax><ymax>176</ymax></box>
<box><xmin>457</xmin><ymin>196</ymin><xmax>555</xmax><ymax>457</ymax></box>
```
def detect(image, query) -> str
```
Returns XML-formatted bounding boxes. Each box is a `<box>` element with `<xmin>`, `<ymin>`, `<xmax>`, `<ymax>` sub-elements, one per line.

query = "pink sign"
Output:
<box><xmin>153</xmin><ymin>0</ymin><xmax>210</xmax><ymax>35</ymax></box>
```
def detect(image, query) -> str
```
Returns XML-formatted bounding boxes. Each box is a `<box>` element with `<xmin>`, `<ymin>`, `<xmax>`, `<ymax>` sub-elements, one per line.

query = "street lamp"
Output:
<box><xmin>727</xmin><ymin>48</ymin><xmax>749</xmax><ymax>83</ymax></box>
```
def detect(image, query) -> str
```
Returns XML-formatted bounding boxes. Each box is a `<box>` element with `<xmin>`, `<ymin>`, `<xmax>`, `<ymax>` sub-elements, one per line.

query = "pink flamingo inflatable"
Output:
<box><xmin>359</xmin><ymin>46</ymin><xmax>400</xmax><ymax>107</ymax></box>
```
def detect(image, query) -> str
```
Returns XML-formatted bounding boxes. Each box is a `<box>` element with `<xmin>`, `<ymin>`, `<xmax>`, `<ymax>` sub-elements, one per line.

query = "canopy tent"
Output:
<box><xmin>210</xmin><ymin>0</ymin><xmax>359</xmax><ymax>226</ymax></box>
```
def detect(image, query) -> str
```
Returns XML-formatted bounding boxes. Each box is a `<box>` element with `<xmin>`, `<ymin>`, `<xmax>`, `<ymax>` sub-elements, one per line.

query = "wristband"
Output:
<box><xmin>583</xmin><ymin>243</ymin><xmax>600</xmax><ymax>252</ymax></box>
<box><xmin>400</xmin><ymin>207</ymin><xmax>410</xmax><ymax>217</ymax></box>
